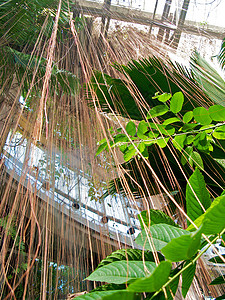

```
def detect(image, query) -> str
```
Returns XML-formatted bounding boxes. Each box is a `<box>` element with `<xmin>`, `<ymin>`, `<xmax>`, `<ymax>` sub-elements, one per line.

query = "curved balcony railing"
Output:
<box><xmin>3</xmin><ymin>132</ymin><xmax>141</xmax><ymax>248</ymax></box>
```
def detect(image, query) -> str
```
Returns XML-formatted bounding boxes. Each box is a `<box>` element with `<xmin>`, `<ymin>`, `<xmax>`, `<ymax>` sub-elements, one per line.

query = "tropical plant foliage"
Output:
<box><xmin>72</xmin><ymin>168</ymin><xmax>225</xmax><ymax>299</ymax></box>
<box><xmin>0</xmin><ymin>0</ymin><xmax>81</xmax><ymax>98</ymax></box>
<box><xmin>218</xmin><ymin>38</ymin><xmax>225</xmax><ymax>70</ymax></box>
<box><xmin>96</xmin><ymin>91</ymin><xmax>225</xmax><ymax>201</ymax></box>
<box><xmin>91</xmin><ymin>52</ymin><xmax>225</xmax><ymax>204</ymax></box>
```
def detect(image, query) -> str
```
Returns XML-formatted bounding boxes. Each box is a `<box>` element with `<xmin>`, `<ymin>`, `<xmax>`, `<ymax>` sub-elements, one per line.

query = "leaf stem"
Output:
<box><xmin>150</xmin><ymin>231</ymin><xmax>224</xmax><ymax>300</ymax></box>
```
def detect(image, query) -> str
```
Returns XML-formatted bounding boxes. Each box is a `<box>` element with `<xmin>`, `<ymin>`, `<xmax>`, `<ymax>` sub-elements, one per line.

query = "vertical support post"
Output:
<box><xmin>101</xmin><ymin>0</ymin><xmax>111</xmax><ymax>38</ymax></box>
<box><xmin>157</xmin><ymin>0</ymin><xmax>172</xmax><ymax>42</ymax></box>
<box><xmin>149</xmin><ymin>0</ymin><xmax>159</xmax><ymax>34</ymax></box>
<box><xmin>170</xmin><ymin>0</ymin><xmax>190</xmax><ymax>49</ymax></box>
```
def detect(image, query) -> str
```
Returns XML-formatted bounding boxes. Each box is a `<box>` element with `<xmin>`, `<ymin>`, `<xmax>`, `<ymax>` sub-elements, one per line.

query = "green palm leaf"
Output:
<box><xmin>190</xmin><ymin>51</ymin><xmax>225</xmax><ymax>106</ymax></box>
<box><xmin>218</xmin><ymin>38</ymin><xmax>225</xmax><ymax>70</ymax></box>
<box><xmin>90</xmin><ymin>56</ymin><xmax>210</xmax><ymax>120</ymax></box>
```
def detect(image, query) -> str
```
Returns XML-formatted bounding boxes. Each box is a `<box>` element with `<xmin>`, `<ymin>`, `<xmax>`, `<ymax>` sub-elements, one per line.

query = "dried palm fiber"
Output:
<box><xmin>0</xmin><ymin>0</ymin><xmax>225</xmax><ymax>299</ymax></box>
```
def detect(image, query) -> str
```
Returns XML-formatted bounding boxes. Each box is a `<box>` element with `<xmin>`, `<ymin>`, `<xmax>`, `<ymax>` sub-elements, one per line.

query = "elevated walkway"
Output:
<box><xmin>74</xmin><ymin>0</ymin><xmax>224</xmax><ymax>40</ymax></box>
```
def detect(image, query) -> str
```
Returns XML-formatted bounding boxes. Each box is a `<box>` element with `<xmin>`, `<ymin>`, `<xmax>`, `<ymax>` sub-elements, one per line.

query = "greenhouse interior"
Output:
<box><xmin>1</xmin><ymin>0</ymin><xmax>225</xmax><ymax>299</ymax></box>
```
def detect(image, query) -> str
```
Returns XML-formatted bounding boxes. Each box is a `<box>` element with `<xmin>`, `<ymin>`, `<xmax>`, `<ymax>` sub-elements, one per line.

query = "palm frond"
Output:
<box><xmin>190</xmin><ymin>51</ymin><xmax>225</xmax><ymax>106</ymax></box>
<box><xmin>218</xmin><ymin>38</ymin><xmax>225</xmax><ymax>70</ymax></box>
<box><xmin>0</xmin><ymin>47</ymin><xmax>79</xmax><ymax>97</ymax></box>
<box><xmin>90</xmin><ymin>56</ymin><xmax>211</xmax><ymax>121</ymax></box>
<box><xmin>0</xmin><ymin>0</ymin><xmax>73</xmax><ymax>49</ymax></box>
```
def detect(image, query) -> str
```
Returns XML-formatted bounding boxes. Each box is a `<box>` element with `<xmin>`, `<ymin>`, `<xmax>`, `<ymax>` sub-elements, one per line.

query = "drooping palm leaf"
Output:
<box><xmin>0</xmin><ymin>0</ymin><xmax>82</xmax><ymax>98</ymax></box>
<box><xmin>0</xmin><ymin>47</ymin><xmax>79</xmax><ymax>97</ymax></box>
<box><xmin>89</xmin><ymin>56</ymin><xmax>212</xmax><ymax>120</ymax></box>
<box><xmin>190</xmin><ymin>51</ymin><xmax>225</xmax><ymax>107</ymax></box>
<box><xmin>0</xmin><ymin>0</ymin><xmax>73</xmax><ymax>50</ymax></box>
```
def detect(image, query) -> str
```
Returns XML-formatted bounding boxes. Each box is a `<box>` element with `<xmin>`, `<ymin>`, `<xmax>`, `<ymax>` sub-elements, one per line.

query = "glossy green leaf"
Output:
<box><xmin>161</xmin><ymin>228</ymin><xmax>202</xmax><ymax>262</ymax></box>
<box><xmin>181</xmin><ymin>146</ymin><xmax>193</xmax><ymax>166</ymax></box>
<box><xmin>165</xmin><ymin>269</ymin><xmax>181</xmax><ymax>300</ymax></box>
<box><xmin>170</xmin><ymin>92</ymin><xmax>184</xmax><ymax>114</ymax></box>
<box><xmin>163</xmin><ymin>117</ymin><xmax>180</xmax><ymax>125</ymax></box>
<box><xmin>200</xmin><ymin>125</ymin><xmax>214</xmax><ymax>133</ymax></box>
<box><xmin>187</xmin><ymin>195</ymin><xmax>225</xmax><ymax>234</ymax></box>
<box><xmin>147</xmin><ymin>105</ymin><xmax>169</xmax><ymax>119</ymax></box>
<box><xmin>96</xmin><ymin>142</ymin><xmax>108</xmax><ymax>156</ymax></box>
<box><xmin>189</xmin><ymin>151</ymin><xmax>204</xmax><ymax>169</ymax></box>
<box><xmin>137</xmin><ymin>121</ymin><xmax>148</xmax><ymax>139</ymax></box>
<box><xmin>183</xmin><ymin>111</ymin><xmax>193</xmax><ymax>123</ymax></box>
<box><xmin>126</xmin><ymin>121</ymin><xmax>136</xmax><ymax>136</ymax></box>
<box><xmin>138</xmin><ymin>142</ymin><xmax>146</xmax><ymax>153</ymax></box>
<box><xmin>148</xmin><ymin>123</ymin><xmax>175</xmax><ymax>135</ymax></box>
<box><xmin>182</xmin><ymin>261</ymin><xmax>196</xmax><ymax>298</ymax></box>
<box><xmin>148</xmin><ymin>131</ymin><xmax>159</xmax><ymax>139</ymax></box>
<box><xmin>119</xmin><ymin>144</ymin><xmax>128</xmax><ymax>153</ymax></box>
<box><xmin>209</xmin><ymin>105</ymin><xmax>225</xmax><ymax>121</ymax></box>
<box><xmin>156</xmin><ymin>137</ymin><xmax>169</xmax><ymax>148</ymax></box>
<box><xmin>210</xmin><ymin>275</ymin><xmax>225</xmax><ymax>285</ymax></box>
<box><xmin>181</xmin><ymin>123</ymin><xmax>198</xmax><ymax>132</ymax></box>
<box><xmin>172</xmin><ymin>134</ymin><xmax>186</xmax><ymax>151</ymax></box>
<box><xmin>74</xmin><ymin>290</ymin><xmax>140</xmax><ymax>300</ymax></box>
<box><xmin>114</xmin><ymin>134</ymin><xmax>129</xmax><ymax>144</ymax></box>
<box><xmin>85</xmin><ymin>261</ymin><xmax>156</xmax><ymax>284</ymax></box>
<box><xmin>137</xmin><ymin>210</ymin><xmax>179</xmax><ymax>229</ymax></box>
<box><xmin>128</xmin><ymin>261</ymin><xmax>172</xmax><ymax>293</ymax></box>
<box><xmin>124</xmin><ymin>145</ymin><xmax>136</xmax><ymax>162</ymax></box>
<box><xmin>96</xmin><ymin>249</ymin><xmax>164</xmax><ymax>270</ymax></box>
<box><xmin>135</xmin><ymin>224</ymin><xmax>189</xmax><ymax>251</ymax></box>
<box><xmin>185</xmin><ymin>135</ymin><xmax>195</xmax><ymax>145</ymax></box>
<box><xmin>153</xmin><ymin>92</ymin><xmax>172</xmax><ymax>102</ymax></box>
<box><xmin>186</xmin><ymin>168</ymin><xmax>211</xmax><ymax>225</ymax></box>
<box><xmin>202</xmin><ymin>196</ymin><xmax>225</xmax><ymax>235</ymax></box>
<box><xmin>194</xmin><ymin>132</ymin><xmax>209</xmax><ymax>152</ymax></box>
<box><xmin>213</xmin><ymin>125</ymin><xmax>225</xmax><ymax>140</ymax></box>
<box><xmin>193</xmin><ymin>107</ymin><xmax>212</xmax><ymax>125</ymax></box>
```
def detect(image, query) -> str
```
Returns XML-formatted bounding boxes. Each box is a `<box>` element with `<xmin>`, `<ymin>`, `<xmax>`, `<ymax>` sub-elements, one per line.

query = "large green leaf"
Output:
<box><xmin>186</xmin><ymin>168</ymin><xmax>211</xmax><ymax>225</ymax></box>
<box><xmin>170</xmin><ymin>92</ymin><xmax>184</xmax><ymax>114</ymax></box>
<box><xmin>74</xmin><ymin>290</ymin><xmax>141</xmax><ymax>300</ymax></box>
<box><xmin>126</xmin><ymin>121</ymin><xmax>136</xmax><ymax>136</ymax></box>
<box><xmin>183</xmin><ymin>111</ymin><xmax>193</xmax><ymax>123</ymax></box>
<box><xmin>91</xmin><ymin>55</ymin><xmax>211</xmax><ymax>121</ymax></box>
<box><xmin>147</xmin><ymin>105</ymin><xmax>169</xmax><ymax>119</ymax></box>
<box><xmin>161</xmin><ymin>228</ymin><xmax>202</xmax><ymax>262</ymax></box>
<box><xmin>137</xmin><ymin>210</ymin><xmax>179</xmax><ymax>229</ymax></box>
<box><xmin>86</xmin><ymin>261</ymin><xmax>156</xmax><ymax>284</ymax></box>
<box><xmin>187</xmin><ymin>195</ymin><xmax>225</xmax><ymax>234</ymax></box>
<box><xmin>213</xmin><ymin>125</ymin><xmax>225</xmax><ymax>140</ymax></box>
<box><xmin>150</xmin><ymin>267</ymin><xmax>180</xmax><ymax>300</ymax></box>
<box><xmin>124</xmin><ymin>145</ymin><xmax>137</xmax><ymax>162</ymax></box>
<box><xmin>128</xmin><ymin>261</ymin><xmax>172</xmax><ymax>293</ymax></box>
<box><xmin>209</xmin><ymin>105</ymin><xmax>225</xmax><ymax>122</ymax></box>
<box><xmin>193</xmin><ymin>107</ymin><xmax>212</xmax><ymax>125</ymax></box>
<box><xmin>96</xmin><ymin>249</ymin><xmax>164</xmax><ymax>270</ymax></box>
<box><xmin>182</xmin><ymin>261</ymin><xmax>196</xmax><ymax>298</ymax></box>
<box><xmin>135</xmin><ymin>224</ymin><xmax>189</xmax><ymax>251</ymax></box>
